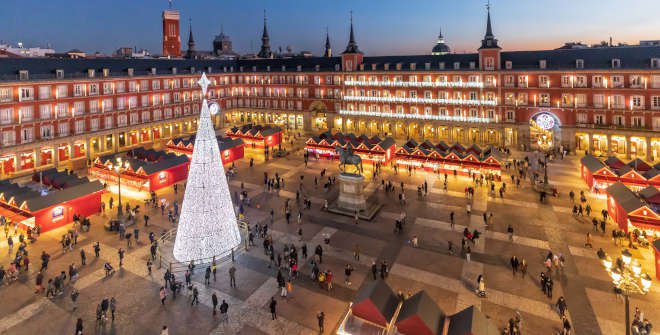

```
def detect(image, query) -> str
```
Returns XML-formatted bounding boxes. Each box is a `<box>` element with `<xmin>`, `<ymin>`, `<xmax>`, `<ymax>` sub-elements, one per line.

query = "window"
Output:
<box><xmin>141</xmin><ymin>96</ymin><xmax>149</xmax><ymax>107</ymax></box>
<box><xmin>141</xmin><ymin>111</ymin><xmax>150</xmax><ymax>122</ymax></box>
<box><xmin>612</xmin><ymin>75</ymin><xmax>624</xmax><ymax>88</ymax></box>
<box><xmin>653</xmin><ymin>58</ymin><xmax>660</xmax><ymax>69</ymax></box>
<box><xmin>631</xmin><ymin>96</ymin><xmax>643</xmax><ymax>108</ymax></box>
<box><xmin>116</xmin><ymin>82</ymin><xmax>125</xmax><ymax>93</ymax></box>
<box><xmin>518</xmin><ymin>75</ymin><xmax>528</xmax><ymax>88</ymax></box>
<box><xmin>539</xmin><ymin>75</ymin><xmax>549</xmax><ymax>88</ymax></box>
<box><xmin>153</xmin><ymin>110</ymin><xmax>162</xmax><ymax>121</ymax></box>
<box><xmin>73</xmin><ymin>101</ymin><xmax>85</xmax><ymax>116</ymax></box>
<box><xmin>19</xmin><ymin>87</ymin><xmax>34</xmax><ymax>101</ymax></box>
<box><xmin>39</xmin><ymin>86</ymin><xmax>51</xmax><ymax>99</ymax></box>
<box><xmin>140</xmin><ymin>80</ymin><xmax>149</xmax><ymax>91</ymax></box>
<box><xmin>506</xmin><ymin>110</ymin><xmax>514</xmax><ymax>121</ymax></box>
<box><xmin>517</xmin><ymin>93</ymin><xmax>528</xmax><ymax>105</ymax></box>
<box><xmin>484</xmin><ymin>57</ymin><xmax>494</xmax><ymax>70</ymax></box>
<box><xmin>40</xmin><ymin>125</ymin><xmax>53</xmax><ymax>139</ymax></box>
<box><xmin>2</xmin><ymin>130</ymin><xmax>15</xmax><ymax>146</ymax></box>
<box><xmin>19</xmin><ymin>106</ymin><xmax>34</xmax><ymax>122</ymax></box>
<box><xmin>575</xmin><ymin>75</ymin><xmax>587</xmax><ymax>88</ymax></box>
<box><xmin>56</xmin><ymin>85</ymin><xmax>67</xmax><ymax>98</ymax></box>
<box><xmin>56</xmin><ymin>69</ymin><xmax>64</xmax><ymax>79</ymax></box>
<box><xmin>652</xmin><ymin>96</ymin><xmax>660</xmax><ymax>109</ymax></box>
<box><xmin>539</xmin><ymin>60</ymin><xmax>547</xmax><ymax>69</ymax></box>
<box><xmin>73</xmin><ymin>84</ymin><xmax>84</xmax><ymax>97</ymax></box>
<box><xmin>505</xmin><ymin>61</ymin><xmax>512</xmax><ymax>70</ymax></box>
<box><xmin>632</xmin><ymin>116</ymin><xmax>643</xmax><ymax>128</ymax></box>
<box><xmin>469</xmin><ymin>62</ymin><xmax>476</xmax><ymax>69</ymax></box>
<box><xmin>39</xmin><ymin>105</ymin><xmax>52</xmax><ymax>120</ymax></box>
<box><xmin>152</xmin><ymin>80</ymin><xmax>160</xmax><ymax>90</ymax></box>
<box><xmin>103</xmin><ymin>83</ymin><xmax>113</xmax><ymax>95</ymax></box>
<box><xmin>612</xmin><ymin>95</ymin><xmax>624</xmax><ymax>108</ymax></box>
<box><xmin>90</xmin><ymin>118</ymin><xmax>100</xmax><ymax>131</ymax></box>
<box><xmin>0</xmin><ymin>88</ymin><xmax>11</xmax><ymax>102</ymax></box>
<box><xmin>575</xmin><ymin>94</ymin><xmax>587</xmax><ymax>107</ymax></box>
<box><xmin>21</xmin><ymin>127</ymin><xmax>34</xmax><ymax>143</ymax></box>
<box><xmin>654</xmin><ymin>117</ymin><xmax>660</xmax><ymax>131</ymax></box>
<box><xmin>128</xmin><ymin>96</ymin><xmax>137</xmax><ymax>108</ymax></box>
<box><xmin>89</xmin><ymin>84</ymin><xmax>98</xmax><ymax>95</ymax></box>
<box><xmin>453</xmin><ymin>62</ymin><xmax>460</xmax><ymax>70</ymax></box>
<box><xmin>561</xmin><ymin>94</ymin><xmax>572</xmax><ymax>106</ymax></box>
<box><xmin>592</xmin><ymin>75</ymin><xmax>603</xmax><ymax>88</ymax></box>
<box><xmin>561</xmin><ymin>76</ymin><xmax>571</xmax><ymax>88</ymax></box>
<box><xmin>102</xmin><ymin>98</ymin><xmax>113</xmax><ymax>112</ymax></box>
<box><xmin>594</xmin><ymin>115</ymin><xmax>605</xmax><ymax>125</ymax></box>
<box><xmin>611</xmin><ymin>58</ymin><xmax>621</xmax><ymax>68</ymax></box>
<box><xmin>539</xmin><ymin>93</ymin><xmax>550</xmax><ymax>106</ymax></box>
<box><xmin>104</xmin><ymin>116</ymin><xmax>114</xmax><ymax>129</ymax></box>
<box><xmin>117</xmin><ymin>114</ymin><xmax>128</xmax><ymax>127</ymax></box>
<box><xmin>58</xmin><ymin>122</ymin><xmax>69</xmax><ymax>136</ymax></box>
<box><xmin>128</xmin><ymin>81</ymin><xmax>137</xmax><ymax>92</ymax></box>
<box><xmin>55</xmin><ymin>103</ymin><xmax>68</xmax><ymax>118</ymax></box>
<box><xmin>117</xmin><ymin>97</ymin><xmax>125</xmax><ymax>110</ymax></box>
<box><xmin>613</xmin><ymin>115</ymin><xmax>624</xmax><ymax>126</ymax></box>
<box><xmin>130</xmin><ymin>113</ymin><xmax>139</xmax><ymax>124</ymax></box>
<box><xmin>165</xmin><ymin>109</ymin><xmax>173</xmax><ymax>119</ymax></box>
<box><xmin>0</xmin><ymin>108</ymin><xmax>13</xmax><ymax>124</ymax></box>
<box><xmin>630</xmin><ymin>75</ymin><xmax>642</xmax><ymax>88</ymax></box>
<box><xmin>576</xmin><ymin>59</ymin><xmax>584</xmax><ymax>69</ymax></box>
<box><xmin>89</xmin><ymin>100</ymin><xmax>99</xmax><ymax>114</ymax></box>
<box><xmin>594</xmin><ymin>94</ymin><xmax>605</xmax><ymax>108</ymax></box>
<box><xmin>75</xmin><ymin>120</ymin><xmax>85</xmax><ymax>134</ymax></box>
<box><xmin>576</xmin><ymin>113</ymin><xmax>588</xmax><ymax>123</ymax></box>
<box><xmin>504</xmin><ymin>75</ymin><xmax>514</xmax><ymax>87</ymax></box>
<box><xmin>87</xmin><ymin>69</ymin><xmax>95</xmax><ymax>78</ymax></box>
<box><xmin>19</xmin><ymin>70</ymin><xmax>29</xmax><ymax>80</ymax></box>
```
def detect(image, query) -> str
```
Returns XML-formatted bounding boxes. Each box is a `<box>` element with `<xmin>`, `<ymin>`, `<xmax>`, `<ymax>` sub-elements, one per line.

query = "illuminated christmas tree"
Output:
<box><xmin>173</xmin><ymin>73</ymin><xmax>241</xmax><ymax>262</ymax></box>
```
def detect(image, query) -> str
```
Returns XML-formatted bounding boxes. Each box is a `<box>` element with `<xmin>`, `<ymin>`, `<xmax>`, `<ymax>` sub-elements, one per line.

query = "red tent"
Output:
<box><xmin>395</xmin><ymin>291</ymin><xmax>445</xmax><ymax>335</ymax></box>
<box><xmin>351</xmin><ymin>280</ymin><xmax>400</xmax><ymax>327</ymax></box>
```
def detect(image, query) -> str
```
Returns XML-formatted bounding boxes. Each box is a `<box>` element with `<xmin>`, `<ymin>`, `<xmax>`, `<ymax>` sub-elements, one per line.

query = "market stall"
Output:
<box><xmin>305</xmin><ymin>132</ymin><xmax>396</xmax><ymax>164</ymax></box>
<box><xmin>394</xmin><ymin>291</ymin><xmax>446</xmax><ymax>335</ymax></box>
<box><xmin>226</xmin><ymin>124</ymin><xmax>282</xmax><ymax>149</ymax></box>
<box><xmin>606</xmin><ymin>182</ymin><xmax>660</xmax><ymax>235</ymax></box>
<box><xmin>166</xmin><ymin>135</ymin><xmax>244</xmax><ymax>165</ymax></box>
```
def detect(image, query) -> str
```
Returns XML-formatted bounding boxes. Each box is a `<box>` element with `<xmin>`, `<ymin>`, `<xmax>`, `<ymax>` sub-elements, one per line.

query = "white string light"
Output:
<box><xmin>173</xmin><ymin>73</ymin><xmax>242</xmax><ymax>262</ymax></box>
<box><xmin>339</xmin><ymin>110</ymin><xmax>491</xmax><ymax>123</ymax></box>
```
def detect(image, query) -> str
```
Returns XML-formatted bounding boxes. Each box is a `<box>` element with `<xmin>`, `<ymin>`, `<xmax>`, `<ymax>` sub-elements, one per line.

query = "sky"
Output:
<box><xmin>1</xmin><ymin>0</ymin><xmax>658</xmax><ymax>56</ymax></box>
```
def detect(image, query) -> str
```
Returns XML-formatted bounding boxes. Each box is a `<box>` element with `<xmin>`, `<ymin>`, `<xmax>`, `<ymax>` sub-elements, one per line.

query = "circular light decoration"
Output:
<box><xmin>535</xmin><ymin>113</ymin><xmax>555</xmax><ymax>130</ymax></box>
<box><xmin>209</xmin><ymin>102</ymin><xmax>220</xmax><ymax>115</ymax></box>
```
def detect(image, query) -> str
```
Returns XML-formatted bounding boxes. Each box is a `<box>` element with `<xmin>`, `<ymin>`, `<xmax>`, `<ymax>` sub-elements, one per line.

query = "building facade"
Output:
<box><xmin>0</xmin><ymin>9</ymin><xmax>659</xmax><ymax>179</ymax></box>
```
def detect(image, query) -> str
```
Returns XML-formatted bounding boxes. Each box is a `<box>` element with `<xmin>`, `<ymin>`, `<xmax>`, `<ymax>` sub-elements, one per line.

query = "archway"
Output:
<box><xmin>309</xmin><ymin>101</ymin><xmax>328</xmax><ymax>130</ymax></box>
<box><xmin>529</xmin><ymin>112</ymin><xmax>561</xmax><ymax>151</ymax></box>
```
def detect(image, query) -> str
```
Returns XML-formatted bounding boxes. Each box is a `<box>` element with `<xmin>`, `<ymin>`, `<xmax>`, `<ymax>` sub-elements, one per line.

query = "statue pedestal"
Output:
<box><xmin>328</xmin><ymin>172</ymin><xmax>381</xmax><ymax>220</ymax></box>
<box><xmin>337</xmin><ymin>173</ymin><xmax>366</xmax><ymax>212</ymax></box>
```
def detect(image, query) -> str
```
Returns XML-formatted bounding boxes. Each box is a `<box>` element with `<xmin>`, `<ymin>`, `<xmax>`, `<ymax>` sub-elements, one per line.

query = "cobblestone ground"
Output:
<box><xmin>0</xmin><ymin>132</ymin><xmax>658</xmax><ymax>335</ymax></box>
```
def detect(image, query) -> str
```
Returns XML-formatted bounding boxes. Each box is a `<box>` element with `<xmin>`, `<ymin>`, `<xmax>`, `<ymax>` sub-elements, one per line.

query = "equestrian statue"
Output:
<box><xmin>335</xmin><ymin>146</ymin><xmax>363</xmax><ymax>175</ymax></box>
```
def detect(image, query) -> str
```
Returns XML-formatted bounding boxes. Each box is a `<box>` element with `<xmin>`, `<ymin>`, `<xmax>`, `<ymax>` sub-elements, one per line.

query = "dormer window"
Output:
<box><xmin>505</xmin><ymin>61</ymin><xmax>512</xmax><ymax>69</ymax></box>
<box><xmin>425</xmin><ymin>63</ymin><xmax>431</xmax><ymax>70</ymax></box>
<box><xmin>252</xmin><ymin>66</ymin><xmax>257</xmax><ymax>72</ymax></box>
<box><xmin>439</xmin><ymin>62</ymin><xmax>445</xmax><ymax>70</ymax></box>
<box><xmin>266</xmin><ymin>66</ymin><xmax>271</xmax><ymax>72</ymax></box>
<box><xmin>384</xmin><ymin>63</ymin><xmax>390</xmax><ymax>71</ymax></box>
<box><xmin>611</xmin><ymin>58</ymin><xmax>621</xmax><ymax>68</ymax></box>
<box><xmin>396</xmin><ymin>63</ymin><xmax>402</xmax><ymax>70</ymax></box>
<box><xmin>281</xmin><ymin>65</ymin><xmax>286</xmax><ymax>71</ymax></box>
<box><xmin>316</xmin><ymin>65</ymin><xmax>321</xmax><ymax>72</ymax></box>
<box><xmin>652</xmin><ymin>58</ymin><xmax>660</xmax><ymax>68</ymax></box>
<box><xmin>102</xmin><ymin>68</ymin><xmax>110</xmax><ymax>77</ymax></box>
<box><xmin>87</xmin><ymin>69</ymin><xmax>95</xmax><ymax>78</ymax></box>
<box><xmin>334</xmin><ymin>64</ymin><xmax>340</xmax><ymax>71</ymax></box>
<box><xmin>539</xmin><ymin>60</ymin><xmax>547</xmax><ymax>69</ymax></box>
<box><xmin>239</xmin><ymin>66</ymin><xmax>243</xmax><ymax>72</ymax></box>
<box><xmin>190</xmin><ymin>66</ymin><xmax>196</xmax><ymax>73</ymax></box>
<box><xmin>576</xmin><ymin>59</ymin><xmax>584</xmax><ymax>69</ymax></box>
<box><xmin>371</xmin><ymin>64</ymin><xmax>377</xmax><ymax>71</ymax></box>
<box><xmin>453</xmin><ymin>62</ymin><xmax>460</xmax><ymax>70</ymax></box>
<box><xmin>469</xmin><ymin>62</ymin><xmax>476</xmax><ymax>69</ymax></box>
<box><xmin>171</xmin><ymin>67</ymin><xmax>177</xmax><ymax>74</ymax></box>
<box><xmin>297</xmin><ymin>65</ymin><xmax>302</xmax><ymax>72</ymax></box>
<box><xmin>207</xmin><ymin>66</ymin><xmax>212</xmax><ymax>73</ymax></box>
<box><xmin>150</xmin><ymin>67</ymin><xmax>157</xmax><ymax>75</ymax></box>
<box><xmin>55</xmin><ymin>69</ymin><xmax>64</xmax><ymax>79</ymax></box>
<box><xmin>19</xmin><ymin>70</ymin><xmax>29</xmax><ymax>80</ymax></box>
<box><xmin>410</xmin><ymin>63</ymin><xmax>416</xmax><ymax>71</ymax></box>
<box><xmin>127</xmin><ymin>68</ymin><xmax>134</xmax><ymax>76</ymax></box>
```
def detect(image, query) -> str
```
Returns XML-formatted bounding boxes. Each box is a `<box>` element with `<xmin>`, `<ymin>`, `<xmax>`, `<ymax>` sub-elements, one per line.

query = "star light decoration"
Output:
<box><xmin>172</xmin><ymin>73</ymin><xmax>241</xmax><ymax>262</ymax></box>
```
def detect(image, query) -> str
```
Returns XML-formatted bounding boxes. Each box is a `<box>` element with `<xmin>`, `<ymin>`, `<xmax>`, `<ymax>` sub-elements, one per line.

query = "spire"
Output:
<box><xmin>438</xmin><ymin>27</ymin><xmax>444</xmax><ymax>41</ymax></box>
<box><xmin>324</xmin><ymin>27</ymin><xmax>332</xmax><ymax>57</ymax></box>
<box><xmin>257</xmin><ymin>10</ymin><xmax>272</xmax><ymax>58</ymax></box>
<box><xmin>479</xmin><ymin>1</ymin><xmax>500</xmax><ymax>49</ymax></box>
<box><xmin>186</xmin><ymin>18</ymin><xmax>196</xmax><ymax>58</ymax></box>
<box><xmin>343</xmin><ymin>11</ymin><xmax>362</xmax><ymax>54</ymax></box>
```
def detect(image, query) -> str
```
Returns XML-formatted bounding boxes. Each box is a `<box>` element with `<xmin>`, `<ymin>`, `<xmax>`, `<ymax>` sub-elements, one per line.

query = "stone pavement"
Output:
<box><xmin>0</xmin><ymin>142</ymin><xmax>658</xmax><ymax>335</ymax></box>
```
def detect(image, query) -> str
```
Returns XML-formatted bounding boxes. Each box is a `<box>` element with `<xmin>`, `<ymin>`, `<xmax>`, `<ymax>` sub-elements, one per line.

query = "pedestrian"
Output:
<box><xmin>466</xmin><ymin>203</ymin><xmax>471</xmax><ymax>216</ymax></box>
<box><xmin>585</xmin><ymin>232</ymin><xmax>593</xmax><ymax>248</ymax></box>
<box><xmin>160</xmin><ymin>326</ymin><xmax>169</xmax><ymax>335</ymax></box>
<box><xmin>204</xmin><ymin>266</ymin><xmax>211</xmax><ymax>285</ymax></box>
<box><xmin>147</xmin><ymin>259</ymin><xmax>153</xmax><ymax>275</ymax></box>
<box><xmin>75</xmin><ymin>318</ymin><xmax>83</xmax><ymax>335</ymax></box>
<box><xmin>450</xmin><ymin>211</ymin><xmax>455</xmax><ymax>230</ymax></box>
<box><xmin>229</xmin><ymin>265</ymin><xmax>237</xmax><ymax>288</ymax></box>
<box><xmin>118</xmin><ymin>248</ymin><xmax>124</xmax><ymax>267</ymax></box>
<box><xmin>80</xmin><ymin>249</ymin><xmax>86</xmax><ymax>266</ymax></box>
<box><xmin>317</xmin><ymin>311</ymin><xmax>325</xmax><ymax>334</ymax></box>
<box><xmin>159</xmin><ymin>286</ymin><xmax>167</xmax><ymax>305</ymax></box>
<box><xmin>211</xmin><ymin>293</ymin><xmax>218</xmax><ymax>315</ymax></box>
<box><xmin>371</xmin><ymin>261</ymin><xmax>378</xmax><ymax>280</ymax></box>
<box><xmin>353</xmin><ymin>244</ymin><xmax>360</xmax><ymax>261</ymax></box>
<box><xmin>211</xmin><ymin>260</ymin><xmax>217</xmax><ymax>281</ymax></box>
<box><xmin>507</xmin><ymin>225</ymin><xmax>514</xmax><ymax>241</ymax></box>
<box><xmin>70</xmin><ymin>288</ymin><xmax>79</xmax><ymax>311</ymax></box>
<box><xmin>466</xmin><ymin>246</ymin><xmax>471</xmax><ymax>262</ymax></box>
<box><xmin>220</xmin><ymin>299</ymin><xmax>229</xmax><ymax>323</ymax></box>
<box><xmin>269</xmin><ymin>297</ymin><xmax>277</xmax><ymax>320</ymax></box>
<box><xmin>520</xmin><ymin>258</ymin><xmax>527</xmax><ymax>278</ymax></box>
<box><xmin>191</xmin><ymin>286</ymin><xmax>199</xmax><ymax>305</ymax></box>
<box><xmin>510</xmin><ymin>255</ymin><xmax>519</xmax><ymax>276</ymax></box>
<box><xmin>344</xmin><ymin>264</ymin><xmax>354</xmax><ymax>285</ymax></box>
<box><xmin>109</xmin><ymin>297</ymin><xmax>116</xmax><ymax>321</ymax></box>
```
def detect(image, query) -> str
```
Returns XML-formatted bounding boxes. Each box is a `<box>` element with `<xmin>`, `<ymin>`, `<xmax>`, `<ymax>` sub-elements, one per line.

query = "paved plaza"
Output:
<box><xmin>0</xmin><ymin>132</ymin><xmax>658</xmax><ymax>335</ymax></box>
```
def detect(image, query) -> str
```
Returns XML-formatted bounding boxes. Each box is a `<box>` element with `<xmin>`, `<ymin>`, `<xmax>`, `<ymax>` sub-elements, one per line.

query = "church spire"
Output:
<box><xmin>257</xmin><ymin>10</ymin><xmax>273</xmax><ymax>58</ymax></box>
<box><xmin>343</xmin><ymin>11</ymin><xmax>362</xmax><ymax>54</ymax></box>
<box><xmin>324</xmin><ymin>27</ymin><xmax>332</xmax><ymax>57</ymax></box>
<box><xmin>186</xmin><ymin>18</ymin><xmax>196</xmax><ymax>58</ymax></box>
<box><xmin>480</xmin><ymin>2</ymin><xmax>500</xmax><ymax>49</ymax></box>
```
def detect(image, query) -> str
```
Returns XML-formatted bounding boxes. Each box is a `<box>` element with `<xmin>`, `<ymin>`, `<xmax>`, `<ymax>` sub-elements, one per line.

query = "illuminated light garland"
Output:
<box><xmin>173</xmin><ymin>73</ymin><xmax>241</xmax><ymax>262</ymax></box>
<box><xmin>338</xmin><ymin>110</ymin><xmax>491</xmax><ymax>123</ymax></box>
<box><xmin>343</xmin><ymin>80</ymin><xmax>486</xmax><ymax>88</ymax></box>
<box><xmin>342</xmin><ymin>95</ymin><xmax>497</xmax><ymax>106</ymax></box>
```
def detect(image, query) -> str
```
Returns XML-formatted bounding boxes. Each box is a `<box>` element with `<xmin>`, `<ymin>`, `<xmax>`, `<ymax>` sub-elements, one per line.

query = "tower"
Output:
<box><xmin>431</xmin><ymin>28</ymin><xmax>450</xmax><ymax>55</ymax></box>
<box><xmin>173</xmin><ymin>73</ymin><xmax>242</xmax><ymax>262</ymax></box>
<box><xmin>162</xmin><ymin>7</ymin><xmax>181</xmax><ymax>57</ymax></box>
<box><xmin>324</xmin><ymin>28</ymin><xmax>332</xmax><ymax>57</ymax></box>
<box><xmin>186</xmin><ymin>18</ymin><xmax>196</xmax><ymax>59</ymax></box>
<box><xmin>257</xmin><ymin>10</ymin><xmax>273</xmax><ymax>58</ymax></box>
<box><xmin>478</xmin><ymin>3</ymin><xmax>501</xmax><ymax>70</ymax></box>
<box><xmin>341</xmin><ymin>11</ymin><xmax>363</xmax><ymax>71</ymax></box>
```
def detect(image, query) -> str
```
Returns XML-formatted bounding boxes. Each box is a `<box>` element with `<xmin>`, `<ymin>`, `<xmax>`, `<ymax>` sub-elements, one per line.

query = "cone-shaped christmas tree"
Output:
<box><xmin>173</xmin><ymin>73</ymin><xmax>241</xmax><ymax>262</ymax></box>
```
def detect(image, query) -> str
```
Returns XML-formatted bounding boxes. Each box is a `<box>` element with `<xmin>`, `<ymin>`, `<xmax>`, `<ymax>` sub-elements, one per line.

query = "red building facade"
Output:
<box><xmin>0</xmin><ymin>6</ymin><xmax>658</xmax><ymax>181</ymax></box>
<box><xmin>162</xmin><ymin>9</ymin><xmax>181</xmax><ymax>58</ymax></box>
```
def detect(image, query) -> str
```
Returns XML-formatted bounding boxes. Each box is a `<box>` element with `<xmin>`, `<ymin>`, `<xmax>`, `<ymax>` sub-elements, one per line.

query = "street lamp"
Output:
<box><xmin>114</xmin><ymin>157</ymin><xmax>126</xmax><ymax>218</ymax></box>
<box><xmin>600</xmin><ymin>248</ymin><xmax>653</xmax><ymax>335</ymax></box>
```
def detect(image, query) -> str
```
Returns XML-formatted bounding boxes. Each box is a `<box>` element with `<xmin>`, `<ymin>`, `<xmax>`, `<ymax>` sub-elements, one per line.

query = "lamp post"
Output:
<box><xmin>114</xmin><ymin>157</ymin><xmax>124</xmax><ymax>218</ymax></box>
<box><xmin>600</xmin><ymin>248</ymin><xmax>653</xmax><ymax>335</ymax></box>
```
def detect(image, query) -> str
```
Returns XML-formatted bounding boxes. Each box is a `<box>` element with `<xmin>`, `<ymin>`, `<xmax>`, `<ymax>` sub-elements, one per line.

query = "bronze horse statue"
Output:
<box><xmin>335</xmin><ymin>146</ymin><xmax>363</xmax><ymax>175</ymax></box>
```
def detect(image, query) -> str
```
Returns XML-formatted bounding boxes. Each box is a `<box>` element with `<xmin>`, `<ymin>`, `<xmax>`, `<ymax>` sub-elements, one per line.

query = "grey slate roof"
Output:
<box><xmin>581</xmin><ymin>155</ymin><xmax>607</xmax><ymax>173</ymax></box>
<box><xmin>447</xmin><ymin>306</ymin><xmax>499</xmax><ymax>335</ymax></box>
<box><xmin>606</xmin><ymin>182</ymin><xmax>645</xmax><ymax>213</ymax></box>
<box><xmin>351</xmin><ymin>280</ymin><xmax>399</xmax><ymax>323</ymax></box>
<box><xmin>0</xmin><ymin>177</ymin><xmax>103</xmax><ymax>212</ymax></box>
<box><xmin>396</xmin><ymin>291</ymin><xmax>445</xmax><ymax>334</ymax></box>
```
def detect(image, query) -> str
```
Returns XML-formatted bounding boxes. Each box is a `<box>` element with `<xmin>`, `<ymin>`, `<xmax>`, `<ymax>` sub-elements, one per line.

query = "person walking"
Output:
<box><xmin>220</xmin><ymin>299</ymin><xmax>229</xmax><ymax>323</ymax></box>
<box><xmin>510</xmin><ymin>255</ymin><xmax>519</xmax><ymax>276</ymax></box>
<box><xmin>344</xmin><ymin>264</ymin><xmax>353</xmax><ymax>286</ymax></box>
<box><xmin>371</xmin><ymin>261</ymin><xmax>378</xmax><ymax>280</ymax></box>
<box><xmin>466</xmin><ymin>246</ymin><xmax>472</xmax><ymax>262</ymax></box>
<box><xmin>229</xmin><ymin>265</ymin><xmax>237</xmax><ymax>288</ymax></box>
<box><xmin>269</xmin><ymin>297</ymin><xmax>277</xmax><ymax>320</ymax></box>
<box><xmin>450</xmin><ymin>211</ymin><xmax>455</xmax><ymax>230</ymax></box>
<box><xmin>159</xmin><ymin>286</ymin><xmax>167</xmax><ymax>305</ymax></box>
<box><xmin>317</xmin><ymin>311</ymin><xmax>325</xmax><ymax>334</ymax></box>
<box><xmin>109</xmin><ymin>297</ymin><xmax>116</xmax><ymax>322</ymax></box>
<box><xmin>80</xmin><ymin>249</ymin><xmax>86</xmax><ymax>266</ymax></box>
<box><xmin>211</xmin><ymin>260</ymin><xmax>217</xmax><ymax>281</ymax></box>
<box><xmin>191</xmin><ymin>286</ymin><xmax>199</xmax><ymax>305</ymax></box>
<box><xmin>147</xmin><ymin>259</ymin><xmax>153</xmax><ymax>275</ymax></box>
<box><xmin>507</xmin><ymin>225</ymin><xmax>514</xmax><ymax>241</ymax></box>
<box><xmin>353</xmin><ymin>244</ymin><xmax>360</xmax><ymax>261</ymax></box>
<box><xmin>75</xmin><ymin>318</ymin><xmax>83</xmax><ymax>335</ymax></box>
<box><xmin>520</xmin><ymin>258</ymin><xmax>528</xmax><ymax>278</ymax></box>
<box><xmin>117</xmin><ymin>248</ymin><xmax>125</xmax><ymax>267</ymax></box>
<box><xmin>211</xmin><ymin>293</ymin><xmax>218</xmax><ymax>316</ymax></box>
<box><xmin>70</xmin><ymin>288</ymin><xmax>79</xmax><ymax>311</ymax></box>
<box><xmin>204</xmin><ymin>266</ymin><xmax>211</xmax><ymax>285</ymax></box>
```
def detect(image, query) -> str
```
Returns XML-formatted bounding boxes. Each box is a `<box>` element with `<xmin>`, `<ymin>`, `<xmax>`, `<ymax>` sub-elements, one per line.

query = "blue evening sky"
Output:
<box><xmin>1</xmin><ymin>0</ymin><xmax>658</xmax><ymax>56</ymax></box>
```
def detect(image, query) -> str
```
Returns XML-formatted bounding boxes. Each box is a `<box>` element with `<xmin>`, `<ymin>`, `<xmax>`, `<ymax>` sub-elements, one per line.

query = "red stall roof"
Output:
<box><xmin>395</xmin><ymin>291</ymin><xmax>446</xmax><ymax>335</ymax></box>
<box><xmin>351</xmin><ymin>280</ymin><xmax>400</xmax><ymax>327</ymax></box>
<box><xmin>447</xmin><ymin>306</ymin><xmax>499</xmax><ymax>335</ymax></box>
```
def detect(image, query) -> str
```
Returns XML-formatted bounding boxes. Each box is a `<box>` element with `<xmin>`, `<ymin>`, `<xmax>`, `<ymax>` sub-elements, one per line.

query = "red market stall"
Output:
<box><xmin>395</xmin><ymin>291</ymin><xmax>446</xmax><ymax>335</ymax></box>
<box><xmin>0</xmin><ymin>174</ymin><xmax>103</xmax><ymax>233</ymax></box>
<box><xmin>446</xmin><ymin>306</ymin><xmax>500</xmax><ymax>335</ymax></box>
<box><xmin>89</xmin><ymin>150</ymin><xmax>189</xmax><ymax>193</ymax></box>
<box><xmin>305</xmin><ymin>132</ymin><xmax>396</xmax><ymax>164</ymax></box>
<box><xmin>581</xmin><ymin>155</ymin><xmax>660</xmax><ymax>192</ymax></box>
<box><xmin>226</xmin><ymin>124</ymin><xmax>282</xmax><ymax>149</ymax></box>
<box><xmin>606</xmin><ymin>182</ymin><xmax>660</xmax><ymax>235</ymax></box>
<box><xmin>166</xmin><ymin>136</ymin><xmax>244</xmax><ymax>165</ymax></box>
<box><xmin>337</xmin><ymin>280</ymin><xmax>401</xmax><ymax>334</ymax></box>
<box><xmin>580</xmin><ymin>155</ymin><xmax>619</xmax><ymax>191</ymax></box>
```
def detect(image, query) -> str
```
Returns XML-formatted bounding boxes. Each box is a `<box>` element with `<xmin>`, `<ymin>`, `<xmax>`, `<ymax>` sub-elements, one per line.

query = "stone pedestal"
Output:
<box><xmin>337</xmin><ymin>173</ymin><xmax>366</xmax><ymax>211</ymax></box>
